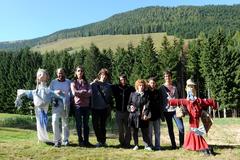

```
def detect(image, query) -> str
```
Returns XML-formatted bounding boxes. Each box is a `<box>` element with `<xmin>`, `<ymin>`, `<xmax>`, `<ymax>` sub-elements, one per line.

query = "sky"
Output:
<box><xmin>0</xmin><ymin>0</ymin><xmax>239</xmax><ymax>42</ymax></box>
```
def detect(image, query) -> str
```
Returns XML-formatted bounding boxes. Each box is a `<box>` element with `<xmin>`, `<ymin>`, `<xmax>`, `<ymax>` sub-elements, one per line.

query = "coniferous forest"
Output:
<box><xmin>0</xmin><ymin>29</ymin><xmax>239</xmax><ymax>117</ymax></box>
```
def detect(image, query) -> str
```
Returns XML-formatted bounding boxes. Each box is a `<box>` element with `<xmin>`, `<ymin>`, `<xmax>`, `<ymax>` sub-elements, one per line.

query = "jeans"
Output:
<box><xmin>75</xmin><ymin>106</ymin><xmax>90</xmax><ymax>144</ymax></box>
<box><xmin>164</xmin><ymin>111</ymin><xmax>184</xmax><ymax>147</ymax></box>
<box><xmin>149</xmin><ymin>119</ymin><xmax>161</xmax><ymax>148</ymax></box>
<box><xmin>116</xmin><ymin>111</ymin><xmax>131</xmax><ymax>146</ymax></box>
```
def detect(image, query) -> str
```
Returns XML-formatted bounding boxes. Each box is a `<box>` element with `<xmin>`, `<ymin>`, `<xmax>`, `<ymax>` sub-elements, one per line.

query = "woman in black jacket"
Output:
<box><xmin>127</xmin><ymin>79</ymin><xmax>152</xmax><ymax>151</ymax></box>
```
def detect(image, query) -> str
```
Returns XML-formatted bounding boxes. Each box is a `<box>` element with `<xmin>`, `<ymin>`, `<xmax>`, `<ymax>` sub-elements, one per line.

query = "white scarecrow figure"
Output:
<box><xmin>15</xmin><ymin>68</ymin><xmax>66</xmax><ymax>143</ymax></box>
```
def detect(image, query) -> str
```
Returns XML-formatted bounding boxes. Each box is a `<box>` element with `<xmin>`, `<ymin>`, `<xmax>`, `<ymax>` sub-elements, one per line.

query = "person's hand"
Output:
<box><xmin>14</xmin><ymin>97</ymin><xmax>22</xmax><ymax>108</ymax></box>
<box><xmin>55</xmin><ymin>90</ymin><xmax>65</xmax><ymax>96</ymax></box>
<box><xmin>130</xmin><ymin>105</ymin><xmax>136</xmax><ymax>112</ymax></box>
<box><xmin>81</xmin><ymin>90</ymin><xmax>87</xmax><ymax>95</ymax></box>
<box><xmin>91</xmin><ymin>79</ymin><xmax>99</xmax><ymax>84</ymax></box>
<box><xmin>142</xmin><ymin>115</ymin><xmax>146</xmax><ymax>120</ymax></box>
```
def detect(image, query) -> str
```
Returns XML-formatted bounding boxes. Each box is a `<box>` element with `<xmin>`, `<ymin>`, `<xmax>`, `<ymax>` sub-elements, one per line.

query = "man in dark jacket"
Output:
<box><xmin>112</xmin><ymin>74</ymin><xmax>135</xmax><ymax>148</ymax></box>
<box><xmin>147</xmin><ymin>77</ymin><xmax>165</xmax><ymax>150</ymax></box>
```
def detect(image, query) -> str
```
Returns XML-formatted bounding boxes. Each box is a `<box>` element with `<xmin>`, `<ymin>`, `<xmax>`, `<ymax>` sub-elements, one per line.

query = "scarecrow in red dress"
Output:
<box><xmin>168</xmin><ymin>79</ymin><xmax>218</xmax><ymax>155</ymax></box>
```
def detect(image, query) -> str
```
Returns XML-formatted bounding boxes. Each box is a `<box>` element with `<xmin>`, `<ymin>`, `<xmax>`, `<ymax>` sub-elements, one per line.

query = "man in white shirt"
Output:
<box><xmin>50</xmin><ymin>68</ymin><xmax>71</xmax><ymax>147</ymax></box>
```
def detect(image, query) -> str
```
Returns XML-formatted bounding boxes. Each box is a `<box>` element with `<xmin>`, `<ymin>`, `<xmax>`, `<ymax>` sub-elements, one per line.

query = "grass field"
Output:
<box><xmin>0</xmin><ymin>113</ymin><xmax>240</xmax><ymax>160</ymax></box>
<box><xmin>31</xmin><ymin>33</ymin><xmax>190</xmax><ymax>53</ymax></box>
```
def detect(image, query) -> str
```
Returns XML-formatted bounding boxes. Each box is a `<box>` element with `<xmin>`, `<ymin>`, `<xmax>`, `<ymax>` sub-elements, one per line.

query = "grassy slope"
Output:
<box><xmin>31</xmin><ymin>33</ymin><xmax>189</xmax><ymax>53</ymax></box>
<box><xmin>0</xmin><ymin>114</ymin><xmax>240</xmax><ymax>160</ymax></box>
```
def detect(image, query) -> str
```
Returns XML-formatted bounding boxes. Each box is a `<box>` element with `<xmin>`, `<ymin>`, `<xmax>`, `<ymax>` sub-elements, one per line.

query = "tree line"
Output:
<box><xmin>0</xmin><ymin>29</ymin><xmax>239</xmax><ymax>117</ymax></box>
<box><xmin>1</xmin><ymin>5</ymin><xmax>240</xmax><ymax>51</ymax></box>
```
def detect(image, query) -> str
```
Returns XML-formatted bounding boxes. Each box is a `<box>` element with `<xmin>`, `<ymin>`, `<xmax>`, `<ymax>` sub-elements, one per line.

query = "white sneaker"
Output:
<box><xmin>144</xmin><ymin>146</ymin><xmax>152</xmax><ymax>151</ymax></box>
<box><xmin>62</xmin><ymin>140</ymin><xmax>69</xmax><ymax>146</ymax></box>
<box><xmin>133</xmin><ymin>145</ymin><xmax>139</xmax><ymax>151</ymax></box>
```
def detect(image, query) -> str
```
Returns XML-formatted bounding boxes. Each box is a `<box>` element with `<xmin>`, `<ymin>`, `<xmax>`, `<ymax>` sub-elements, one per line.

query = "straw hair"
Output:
<box><xmin>36</xmin><ymin>68</ymin><xmax>49</xmax><ymax>88</ymax></box>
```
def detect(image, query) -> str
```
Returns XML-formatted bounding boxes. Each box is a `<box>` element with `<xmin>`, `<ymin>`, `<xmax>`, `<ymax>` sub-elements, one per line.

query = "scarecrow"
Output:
<box><xmin>168</xmin><ymin>79</ymin><xmax>218</xmax><ymax>155</ymax></box>
<box><xmin>15</xmin><ymin>68</ymin><xmax>65</xmax><ymax>143</ymax></box>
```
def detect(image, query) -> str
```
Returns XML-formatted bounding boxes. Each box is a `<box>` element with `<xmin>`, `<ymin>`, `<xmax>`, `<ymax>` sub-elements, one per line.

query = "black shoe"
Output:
<box><xmin>85</xmin><ymin>142</ymin><xmax>94</xmax><ymax>147</ymax></box>
<box><xmin>208</xmin><ymin>147</ymin><xmax>215</xmax><ymax>156</ymax></box>
<box><xmin>171</xmin><ymin>145</ymin><xmax>177</xmax><ymax>150</ymax></box>
<box><xmin>95</xmin><ymin>142</ymin><xmax>107</xmax><ymax>148</ymax></box>
<box><xmin>54</xmin><ymin>142</ymin><xmax>61</xmax><ymax>148</ymax></box>
<box><xmin>154</xmin><ymin>146</ymin><xmax>161</xmax><ymax>151</ymax></box>
<box><xmin>79</xmin><ymin>141</ymin><xmax>85</xmax><ymax>147</ymax></box>
<box><xmin>124</xmin><ymin>144</ymin><xmax>131</xmax><ymax>149</ymax></box>
<box><xmin>201</xmin><ymin>149</ymin><xmax>210</xmax><ymax>156</ymax></box>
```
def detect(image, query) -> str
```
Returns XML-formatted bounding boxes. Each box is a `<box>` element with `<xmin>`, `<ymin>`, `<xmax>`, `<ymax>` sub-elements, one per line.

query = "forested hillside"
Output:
<box><xmin>0</xmin><ymin>5</ymin><xmax>240</xmax><ymax>51</ymax></box>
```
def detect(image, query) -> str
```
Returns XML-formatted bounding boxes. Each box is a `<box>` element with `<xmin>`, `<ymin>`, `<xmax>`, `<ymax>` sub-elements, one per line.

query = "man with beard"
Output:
<box><xmin>112</xmin><ymin>74</ymin><xmax>135</xmax><ymax>148</ymax></box>
<box><xmin>50</xmin><ymin>68</ymin><xmax>71</xmax><ymax>147</ymax></box>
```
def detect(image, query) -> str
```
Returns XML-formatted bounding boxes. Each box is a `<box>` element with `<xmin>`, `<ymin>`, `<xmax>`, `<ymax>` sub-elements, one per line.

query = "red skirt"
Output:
<box><xmin>183</xmin><ymin>131</ymin><xmax>208</xmax><ymax>151</ymax></box>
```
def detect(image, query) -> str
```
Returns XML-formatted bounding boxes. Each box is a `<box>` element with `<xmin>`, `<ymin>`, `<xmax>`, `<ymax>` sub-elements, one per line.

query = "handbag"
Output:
<box><xmin>176</xmin><ymin>106</ymin><xmax>185</xmax><ymax>118</ymax></box>
<box><xmin>201</xmin><ymin>110</ymin><xmax>213</xmax><ymax>133</ymax></box>
<box><xmin>176</xmin><ymin>101</ymin><xmax>187</xmax><ymax>118</ymax></box>
<box><xmin>141</xmin><ymin>105</ymin><xmax>151</xmax><ymax>120</ymax></box>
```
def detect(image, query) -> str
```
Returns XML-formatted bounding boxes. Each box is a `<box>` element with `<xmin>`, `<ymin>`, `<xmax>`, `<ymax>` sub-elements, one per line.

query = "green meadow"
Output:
<box><xmin>0</xmin><ymin>113</ymin><xmax>240</xmax><ymax>160</ymax></box>
<box><xmin>31</xmin><ymin>33</ymin><xmax>189</xmax><ymax>53</ymax></box>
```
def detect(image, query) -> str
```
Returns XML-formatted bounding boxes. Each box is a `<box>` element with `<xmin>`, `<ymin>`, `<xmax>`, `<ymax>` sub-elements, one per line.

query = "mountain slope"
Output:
<box><xmin>31</xmin><ymin>33</ymin><xmax>181</xmax><ymax>53</ymax></box>
<box><xmin>1</xmin><ymin>5</ymin><xmax>240</xmax><ymax>51</ymax></box>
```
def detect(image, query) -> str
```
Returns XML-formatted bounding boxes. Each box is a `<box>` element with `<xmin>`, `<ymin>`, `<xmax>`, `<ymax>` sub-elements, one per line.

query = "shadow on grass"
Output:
<box><xmin>211</xmin><ymin>144</ymin><xmax>240</xmax><ymax>149</ymax></box>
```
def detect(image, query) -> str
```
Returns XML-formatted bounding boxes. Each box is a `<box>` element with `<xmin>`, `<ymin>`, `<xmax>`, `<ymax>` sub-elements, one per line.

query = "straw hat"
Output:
<box><xmin>186</xmin><ymin>79</ymin><xmax>196</xmax><ymax>86</ymax></box>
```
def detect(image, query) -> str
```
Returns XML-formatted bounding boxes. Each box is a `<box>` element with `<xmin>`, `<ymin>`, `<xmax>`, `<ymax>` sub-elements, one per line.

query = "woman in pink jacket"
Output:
<box><xmin>71</xmin><ymin>66</ymin><xmax>92</xmax><ymax>147</ymax></box>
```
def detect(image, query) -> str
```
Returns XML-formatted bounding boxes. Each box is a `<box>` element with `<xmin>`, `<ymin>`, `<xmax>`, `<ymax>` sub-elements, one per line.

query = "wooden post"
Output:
<box><xmin>224</xmin><ymin>108</ymin><xmax>226</xmax><ymax>118</ymax></box>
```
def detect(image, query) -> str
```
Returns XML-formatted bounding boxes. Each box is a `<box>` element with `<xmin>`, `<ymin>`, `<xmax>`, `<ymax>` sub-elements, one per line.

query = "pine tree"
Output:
<box><xmin>71</xmin><ymin>48</ymin><xmax>87</xmax><ymax>69</ymax></box>
<box><xmin>187</xmin><ymin>35</ymin><xmax>206</xmax><ymax>97</ymax></box>
<box><xmin>130</xmin><ymin>36</ymin><xmax>158</xmax><ymax>83</ymax></box>
<box><xmin>199</xmin><ymin>28</ymin><xmax>240</xmax><ymax>116</ymax></box>
<box><xmin>112</xmin><ymin>46</ymin><xmax>135</xmax><ymax>84</ymax></box>
<box><xmin>83</xmin><ymin>43</ymin><xmax>102</xmax><ymax>81</ymax></box>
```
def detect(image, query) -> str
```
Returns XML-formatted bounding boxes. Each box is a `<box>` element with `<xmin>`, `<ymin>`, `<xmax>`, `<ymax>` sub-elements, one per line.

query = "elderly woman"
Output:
<box><xmin>127</xmin><ymin>79</ymin><xmax>152</xmax><ymax>151</ymax></box>
<box><xmin>15</xmin><ymin>68</ymin><xmax>65</xmax><ymax>144</ymax></box>
<box><xmin>168</xmin><ymin>79</ymin><xmax>218</xmax><ymax>155</ymax></box>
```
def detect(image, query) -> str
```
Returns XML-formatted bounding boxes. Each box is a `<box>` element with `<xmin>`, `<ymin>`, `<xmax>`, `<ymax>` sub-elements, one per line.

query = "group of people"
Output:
<box><xmin>15</xmin><ymin>67</ymin><xmax>218</xmax><ymax>156</ymax></box>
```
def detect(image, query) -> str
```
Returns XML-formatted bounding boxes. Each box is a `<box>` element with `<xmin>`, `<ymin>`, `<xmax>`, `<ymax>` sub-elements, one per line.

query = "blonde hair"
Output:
<box><xmin>134</xmin><ymin>79</ymin><xmax>146</xmax><ymax>91</ymax></box>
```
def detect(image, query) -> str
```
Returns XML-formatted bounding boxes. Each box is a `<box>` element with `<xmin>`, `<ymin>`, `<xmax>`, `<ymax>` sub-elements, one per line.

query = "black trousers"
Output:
<box><xmin>92</xmin><ymin>108</ymin><xmax>108</xmax><ymax>144</ymax></box>
<box><xmin>132</xmin><ymin>127</ymin><xmax>151</xmax><ymax>147</ymax></box>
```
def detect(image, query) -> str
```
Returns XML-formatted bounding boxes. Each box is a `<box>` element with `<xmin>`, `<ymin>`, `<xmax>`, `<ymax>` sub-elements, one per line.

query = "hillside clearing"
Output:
<box><xmin>31</xmin><ymin>33</ymin><xmax>190</xmax><ymax>53</ymax></box>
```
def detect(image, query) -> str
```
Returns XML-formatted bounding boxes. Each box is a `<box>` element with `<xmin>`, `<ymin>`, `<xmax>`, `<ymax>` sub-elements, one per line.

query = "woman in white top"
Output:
<box><xmin>159</xmin><ymin>70</ymin><xmax>185</xmax><ymax>149</ymax></box>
